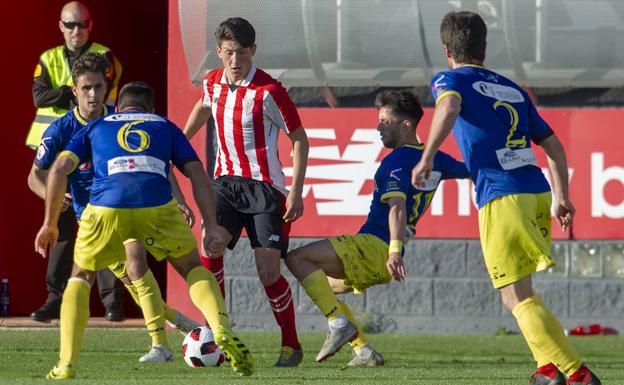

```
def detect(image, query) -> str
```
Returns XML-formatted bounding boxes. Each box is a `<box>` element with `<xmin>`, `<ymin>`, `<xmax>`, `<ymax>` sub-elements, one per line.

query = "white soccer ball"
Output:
<box><xmin>182</xmin><ymin>326</ymin><xmax>225</xmax><ymax>367</ymax></box>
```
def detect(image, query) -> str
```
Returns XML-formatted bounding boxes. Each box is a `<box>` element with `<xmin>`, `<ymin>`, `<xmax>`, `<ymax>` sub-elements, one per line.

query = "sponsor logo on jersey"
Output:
<box><xmin>105</xmin><ymin>114</ymin><xmax>166</xmax><ymax>122</ymax></box>
<box><xmin>107</xmin><ymin>155</ymin><xmax>166</xmax><ymax>177</ymax></box>
<box><xmin>472</xmin><ymin>81</ymin><xmax>524</xmax><ymax>103</ymax></box>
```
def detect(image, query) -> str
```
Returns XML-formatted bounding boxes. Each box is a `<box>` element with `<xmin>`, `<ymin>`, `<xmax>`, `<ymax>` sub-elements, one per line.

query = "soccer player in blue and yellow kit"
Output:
<box><xmin>412</xmin><ymin>11</ymin><xmax>600</xmax><ymax>385</ymax></box>
<box><xmin>286</xmin><ymin>90</ymin><xmax>469</xmax><ymax>366</ymax></box>
<box><xmin>28</xmin><ymin>53</ymin><xmax>199</xmax><ymax>362</ymax></box>
<box><xmin>35</xmin><ymin>81</ymin><xmax>254</xmax><ymax>378</ymax></box>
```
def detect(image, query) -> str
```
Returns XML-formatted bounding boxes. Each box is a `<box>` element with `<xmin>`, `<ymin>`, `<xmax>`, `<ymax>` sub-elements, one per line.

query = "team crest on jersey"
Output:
<box><xmin>36</xmin><ymin>145</ymin><xmax>46</xmax><ymax>160</ymax></box>
<box><xmin>213</xmin><ymin>96</ymin><xmax>220</xmax><ymax>105</ymax></box>
<box><xmin>36</xmin><ymin>136</ymin><xmax>52</xmax><ymax>160</ymax></box>
<box><xmin>243</xmin><ymin>99</ymin><xmax>254</xmax><ymax>114</ymax></box>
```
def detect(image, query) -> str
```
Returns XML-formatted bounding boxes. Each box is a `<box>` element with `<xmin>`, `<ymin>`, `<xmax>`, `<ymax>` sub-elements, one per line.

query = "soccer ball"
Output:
<box><xmin>182</xmin><ymin>326</ymin><xmax>225</xmax><ymax>367</ymax></box>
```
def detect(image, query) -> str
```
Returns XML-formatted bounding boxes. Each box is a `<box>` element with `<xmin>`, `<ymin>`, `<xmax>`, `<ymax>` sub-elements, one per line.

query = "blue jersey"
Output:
<box><xmin>63</xmin><ymin>111</ymin><xmax>199</xmax><ymax>208</ymax></box>
<box><xmin>431</xmin><ymin>65</ymin><xmax>552</xmax><ymax>207</ymax></box>
<box><xmin>359</xmin><ymin>144</ymin><xmax>468</xmax><ymax>244</ymax></box>
<box><xmin>34</xmin><ymin>106</ymin><xmax>113</xmax><ymax>220</ymax></box>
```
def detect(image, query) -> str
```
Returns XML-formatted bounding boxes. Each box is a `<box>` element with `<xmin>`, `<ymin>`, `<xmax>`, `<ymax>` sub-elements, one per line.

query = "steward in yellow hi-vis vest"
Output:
<box><xmin>27</xmin><ymin>42</ymin><xmax>122</xmax><ymax>148</ymax></box>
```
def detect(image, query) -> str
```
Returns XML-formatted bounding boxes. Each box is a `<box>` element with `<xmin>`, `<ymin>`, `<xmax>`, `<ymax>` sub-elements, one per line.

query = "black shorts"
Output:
<box><xmin>212</xmin><ymin>176</ymin><xmax>290</xmax><ymax>257</ymax></box>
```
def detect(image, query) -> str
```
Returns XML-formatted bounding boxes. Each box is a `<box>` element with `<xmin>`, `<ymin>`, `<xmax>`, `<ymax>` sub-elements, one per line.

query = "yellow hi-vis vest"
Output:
<box><xmin>25</xmin><ymin>42</ymin><xmax>122</xmax><ymax>148</ymax></box>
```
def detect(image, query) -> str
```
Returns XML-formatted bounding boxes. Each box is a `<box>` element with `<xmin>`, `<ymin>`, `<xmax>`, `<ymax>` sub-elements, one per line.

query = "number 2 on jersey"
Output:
<box><xmin>493</xmin><ymin>101</ymin><xmax>526</xmax><ymax>148</ymax></box>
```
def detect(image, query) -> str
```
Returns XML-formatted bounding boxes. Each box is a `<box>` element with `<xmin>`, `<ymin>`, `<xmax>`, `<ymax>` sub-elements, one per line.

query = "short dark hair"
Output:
<box><xmin>214</xmin><ymin>17</ymin><xmax>255</xmax><ymax>47</ymax></box>
<box><xmin>71</xmin><ymin>52</ymin><xmax>110</xmax><ymax>83</ymax></box>
<box><xmin>374</xmin><ymin>90</ymin><xmax>424</xmax><ymax>127</ymax></box>
<box><xmin>440</xmin><ymin>11</ymin><xmax>487</xmax><ymax>64</ymax></box>
<box><xmin>118</xmin><ymin>81</ymin><xmax>155</xmax><ymax>112</ymax></box>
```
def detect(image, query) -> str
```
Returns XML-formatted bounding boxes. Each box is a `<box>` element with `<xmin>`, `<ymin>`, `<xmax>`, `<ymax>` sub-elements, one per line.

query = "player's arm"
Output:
<box><xmin>387</xmin><ymin>196</ymin><xmax>407</xmax><ymax>282</ymax></box>
<box><xmin>183</xmin><ymin>99</ymin><xmax>212</xmax><ymax>140</ymax></box>
<box><xmin>27</xmin><ymin>164</ymin><xmax>48</xmax><ymax>200</ymax></box>
<box><xmin>538</xmin><ymin>134</ymin><xmax>574</xmax><ymax>231</ymax></box>
<box><xmin>284</xmin><ymin>127</ymin><xmax>309</xmax><ymax>222</ymax></box>
<box><xmin>34</xmin><ymin>154</ymin><xmax>75</xmax><ymax>258</ymax></box>
<box><xmin>169</xmin><ymin>171</ymin><xmax>195</xmax><ymax>227</ymax></box>
<box><xmin>412</xmin><ymin>95</ymin><xmax>461</xmax><ymax>186</ymax></box>
<box><xmin>179</xmin><ymin>160</ymin><xmax>225</xmax><ymax>255</ymax></box>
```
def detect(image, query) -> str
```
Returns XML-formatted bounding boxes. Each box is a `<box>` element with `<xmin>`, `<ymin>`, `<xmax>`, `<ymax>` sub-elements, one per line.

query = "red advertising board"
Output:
<box><xmin>278</xmin><ymin>108</ymin><xmax>624</xmax><ymax>240</ymax></box>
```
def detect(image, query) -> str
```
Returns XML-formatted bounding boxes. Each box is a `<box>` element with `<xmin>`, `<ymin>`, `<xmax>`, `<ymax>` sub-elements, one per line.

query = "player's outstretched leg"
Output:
<box><xmin>169</xmin><ymin>251</ymin><xmax>254</xmax><ymax>376</ymax></box>
<box><xmin>47</xmin><ymin>274</ymin><xmax>92</xmax><ymax>380</ymax></box>
<box><xmin>305</xmin><ymin>270</ymin><xmax>358</xmax><ymax>362</ymax></box>
<box><xmin>286</xmin><ymin>240</ymin><xmax>359</xmax><ymax>363</ymax></box>
<box><xmin>337</xmin><ymin>301</ymin><xmax>384</xmax><ymax>367</ymax></box>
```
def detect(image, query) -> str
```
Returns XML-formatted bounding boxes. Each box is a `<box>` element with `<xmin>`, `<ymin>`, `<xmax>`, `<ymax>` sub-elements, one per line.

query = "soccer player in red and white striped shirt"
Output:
<box><xmin>183</xmin><ymin>17</ymin><xmax>309</xmax><ymax>367</ymax></box>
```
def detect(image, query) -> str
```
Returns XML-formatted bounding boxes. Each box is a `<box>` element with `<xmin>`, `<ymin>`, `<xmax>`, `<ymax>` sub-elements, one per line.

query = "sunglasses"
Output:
<box><xmin>61</xmin><ymin>20</ymin><xmax>90</xmax><ymax>29</ymax></box>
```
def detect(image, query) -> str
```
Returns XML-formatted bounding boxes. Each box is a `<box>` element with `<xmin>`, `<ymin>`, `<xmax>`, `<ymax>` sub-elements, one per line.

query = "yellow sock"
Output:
<box><xmin>338</xmin><ymin>300</ymin><xmax>368</xmax><ymax>349</ymax></box>
<box><xmin>122</xmin><ymin>282</ymin><xmax>176</xmax><ymax>323</ymax></box>
<box><xmin>512</xmin><ymin>295</ymin><xmax>581</xmax><ymax>375</ymax></box>
<box><xmin>132</xmin><ymin>269</ymin><xmax>168</xmax><ymax>348</ymax></box>
<box><xmin>186</xmin><ymin>266</ymin><xmax>230</xmax><ymax>330</ymax></box>
<box><xmin>301</xmin><ymin>269</ymin><xmax>344</xmax><ymax>320</ymax></box>
<box><xmin>58</xmin><ymin>278</ymin><xmax>91</xmax><ymax>368</ymax></box>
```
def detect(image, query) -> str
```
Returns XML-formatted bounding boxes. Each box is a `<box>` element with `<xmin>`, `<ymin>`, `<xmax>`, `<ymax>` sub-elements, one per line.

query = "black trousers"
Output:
<box><xmin>43</xmin><ymin>208</ymin><xmax>124</xmax><ymax>308</ymax></box>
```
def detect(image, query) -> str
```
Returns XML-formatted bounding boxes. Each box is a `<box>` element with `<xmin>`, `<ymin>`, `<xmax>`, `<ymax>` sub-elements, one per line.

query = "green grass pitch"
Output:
<box><xmin>1</xmin><ymin>329</ymin><xmax>623</xmax><ymax>384</ymax></box>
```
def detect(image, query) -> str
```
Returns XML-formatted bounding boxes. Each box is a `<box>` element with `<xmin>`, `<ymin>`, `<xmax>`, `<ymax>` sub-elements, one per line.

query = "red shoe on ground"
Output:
<box><xmin>567</xmin><ymin>364</ymin><xmax>602</xmax><ymax>385</ymax></box>
<box><xmin>529</xmin><ymin>363</ymin><xmax>566</xmax><ymax>385</ymax></box>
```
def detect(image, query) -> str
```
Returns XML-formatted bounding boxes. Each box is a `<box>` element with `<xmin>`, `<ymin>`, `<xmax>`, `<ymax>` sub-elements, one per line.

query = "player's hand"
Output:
<box><xmin>283</xmin><ymin>191</ymin><xmax>304</xmax><ymax>223</ymax></box>
<box><xmin>178</xmin><ymin>202</ymin><xmax>196</xmax><ymax>228</ymax></box>
<box><xmin>35</xmin><ymin>224</ymin><xmax>58</xmax><ymax>258</ymax></box>
<box><xmin>202</xmin><ymin>225</ymin><xmax>226</xmax><ymax>257</ymax></box>
<box><xmin>386</xmin><ymin>253</ymin><xmax>405</xmax><ymax>282</ymax></box>
<box><xmin>554</xmin><ymin>199</ymin><xmax>575</xmax><ymax>232</ymax></box>
<box><xmin>411</xmin><ymin>158</ymin><xmax>433</xmax><ymax>188</ymax></box>
<box><xmin>61</xmin><ymin>193</ymin><xmax>72</xmax><ymax>212</ymax></box>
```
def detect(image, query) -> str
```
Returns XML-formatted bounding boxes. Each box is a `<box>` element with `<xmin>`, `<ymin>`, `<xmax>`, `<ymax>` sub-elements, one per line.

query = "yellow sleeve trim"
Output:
<box><xmin>380</xmin><ymin>191</ymin><xmax>406</xmax><ymax>203</ymax></box>
<box><xmin>435</xmin><ymin>90</ymin><xmax>462</xmax><ymax>105</ymax></box>
<box><xmin>59</xmin><ymin>150</ymin><xmax>80</xmax><ymax>173</ymax></box>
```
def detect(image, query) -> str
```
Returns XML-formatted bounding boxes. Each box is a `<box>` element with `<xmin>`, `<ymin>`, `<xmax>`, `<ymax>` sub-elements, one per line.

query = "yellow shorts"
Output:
<box><xmin>478</xmin><ymin>192</ymin><xmax>554</xmax><ymax>289</ymax></box>
<box><xmin>74</xmin><ymin>199</ymin><xmax>197</xmax><ymax>271</ymax></box>
<box><xmin>329</xmin><ymin>233</ymin><xmax>392</xmax><ymax>294</ymax></box>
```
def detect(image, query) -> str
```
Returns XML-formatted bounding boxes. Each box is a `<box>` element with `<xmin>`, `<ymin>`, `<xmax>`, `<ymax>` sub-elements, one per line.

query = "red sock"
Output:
<box><xmin>264</xmin><ymin>275</ymin><xmax>300</xmax><ymax>349</ymax></box>
<box><xmin>200</xmin><ymin>255</ymin><xmax>225</xmax><ymax>298</ymax></box>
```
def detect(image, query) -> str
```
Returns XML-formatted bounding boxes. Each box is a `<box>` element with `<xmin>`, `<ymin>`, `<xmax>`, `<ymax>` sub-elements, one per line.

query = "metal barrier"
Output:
<box><xmin>178</xmin><ymin>0</ymin><xmax>624</xmax><ymax>87</ymax></box>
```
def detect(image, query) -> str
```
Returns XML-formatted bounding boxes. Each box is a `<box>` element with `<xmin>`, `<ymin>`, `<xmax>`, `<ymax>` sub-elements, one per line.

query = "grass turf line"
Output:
<box><xmin>0</xmin><ymin>329</ymin><xmax>623</xmax><ymax>384</ymax></box>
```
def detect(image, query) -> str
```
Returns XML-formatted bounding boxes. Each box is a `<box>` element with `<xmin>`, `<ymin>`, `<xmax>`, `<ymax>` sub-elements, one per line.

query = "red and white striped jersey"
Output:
<box><xmin>202</xmin><ymin>64</ymin><xmax>302</xmax><ymax>195</ymax></box>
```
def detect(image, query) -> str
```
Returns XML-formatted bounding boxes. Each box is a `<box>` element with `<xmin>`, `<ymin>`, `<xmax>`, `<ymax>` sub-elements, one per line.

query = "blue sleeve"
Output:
<box><xmin>34</xmin><ymin>121</ymin><xmax>66</xmax><ymax>169</ymax></box>
<box><xmin>64</xmin><ymin>124</ymin><xmax>92</xmax><ymax>167</ymax></box>
<box><xmin>431</xmin><ymin>70</ymin><xmax>462</xmax><ymax>105</ymax></box>
<box><xmin>378</xmin><ymin>157</ymin><xmax>411</xmax><ymax>203</ymax></box>
<box><xmin>527</xmin><ymin>101</ymin><xmax>554</xmax><ymax>144</ymax></box>
<box><xmin>170</xmin><ymin>123</ymin><xmax>200</xmax><ymax>170</ymax></box>
<box><xmin>436</xmin><ymin>151</ymin><xmax>470</xmax><ymax>180</ymax></box>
